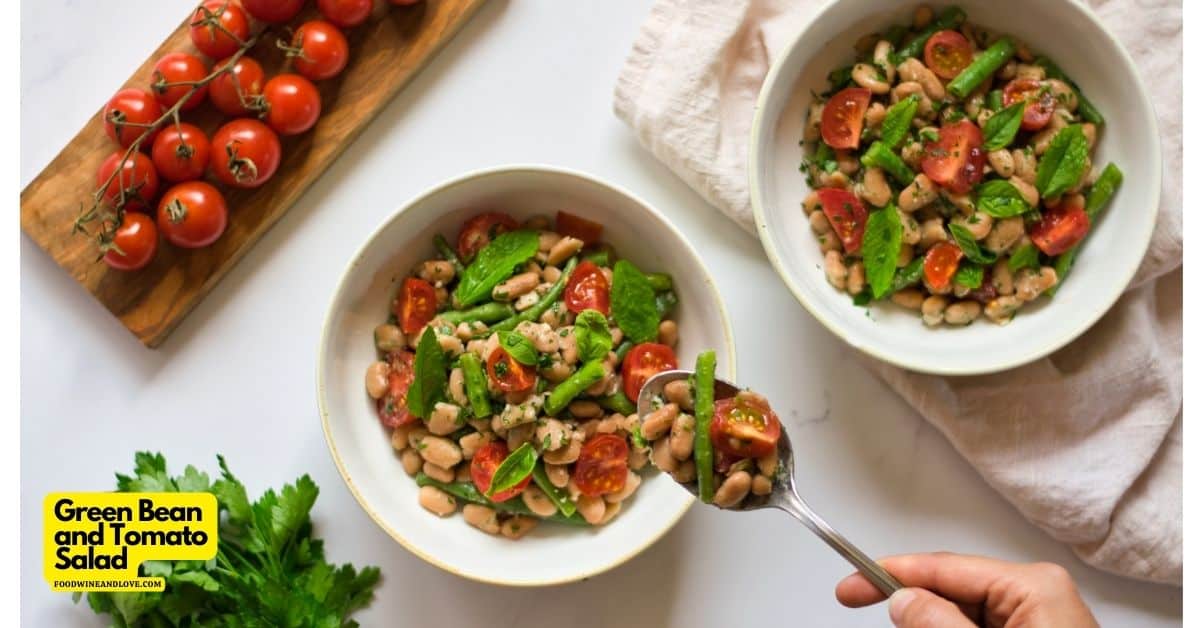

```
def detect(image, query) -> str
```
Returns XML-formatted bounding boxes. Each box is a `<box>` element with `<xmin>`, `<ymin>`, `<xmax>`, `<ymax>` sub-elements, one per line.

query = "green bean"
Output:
<box><xmin>597</xmin><ymin>391</ymin><xmax>636</xmax><ymax>415</ymax></box>
<box><xmin>985</xmin><ymin>89</ymin><xmax>1004</xmax><ymax>112</ymax></box>
<box><xmin>438</xmin><ymin>302</ymin><xmax>515</xmax><ymax>326</ymax></box>
<box><xmin>434</xmin><ymin>234</ymin><xmax>465</xmax><ymax>276</ymax></box>
<box><xmin>458</xmin><ymin>353</ymin><xmax>492</xmax><ymax>418</ymax></box>
<box><xmin>645</xmin><ymin>272</ymin><xmax>674</xmax><ymax>292</ymax></box>
<box><xmin>531</xmin><ymin>463</ymin><xmax>576</xmax><ymax>517</ymax></box>
<box><xmin>693</xmin><ymin>351</ymin><xmax>717</xmax><ymax>504</ymax></box>
<box><xmin>655</xmin><ymin>290</ymin><xmax>679</xmax><ymax>318</ymax></box>
<box><xmin>947</xmin><ymin>37</ymin><xmax>1016</xmax><ymax>99</ymax></box>
<box><xmin>582</xmin><ymin>249</ymin><xmax>611</xmax><ymax>267</ymax></box>
<box><xmin>893</xmin><ymin>6</ymin><xmax>967</xmax><ymax>61</ymax></box>
<box><xmin>1034</xmin><ymin>56</ymin><xmax>1105</xmax><ymax>126</ymax></box>
<box><xmin>1049</xmin><ymin>164</ymin><xmax>1123</xmax><ymax>295</ymax></box>
<box><xmin>614</xmin><ymin>339</ymin><xmax>634</xmax><ymax>364</ymax></box>
<box><xmin>491</xmin><ymin>257</ymin><xmax>579</xmax><ymax>332</ymax></box>
<box><xmin>861</xmin><ymin>142</ymin><xmax>914</xmax><ymax>185</ymax></box>
<box><xmin>415</xmin><ymin>473</ymin><xmax>588</xmax><ymax>525</ymax></box>
<box><xmin>544</xmin><ymin>360</ymin><xmax>606</xmax><ymax>416</ymax></box>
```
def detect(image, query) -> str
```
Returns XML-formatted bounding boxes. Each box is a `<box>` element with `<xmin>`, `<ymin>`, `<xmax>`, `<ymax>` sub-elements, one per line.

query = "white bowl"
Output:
<box><xmin>749</xmin><ymin>0</ymin><xmax>1160</xmax><ymax>375</ymax></box>
<box><xmin>317</xmin><ymin>165</ymin><xmax>735</xmax><ymax>585</ymax></box>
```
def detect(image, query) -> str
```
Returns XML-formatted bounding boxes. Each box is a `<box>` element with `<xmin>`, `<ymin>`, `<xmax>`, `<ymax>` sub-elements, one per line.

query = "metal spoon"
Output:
<box><xmin>638</xmin><ymin>369</ymin><xmax>903</xmax><ymax>596</ymax></box>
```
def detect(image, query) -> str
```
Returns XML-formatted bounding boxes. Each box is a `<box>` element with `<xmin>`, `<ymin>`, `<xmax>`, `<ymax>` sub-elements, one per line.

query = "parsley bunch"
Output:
<box><xmin>80</xmin><ymin>452</ymin><xmax>381</xmax><ymax>627</ymax></box>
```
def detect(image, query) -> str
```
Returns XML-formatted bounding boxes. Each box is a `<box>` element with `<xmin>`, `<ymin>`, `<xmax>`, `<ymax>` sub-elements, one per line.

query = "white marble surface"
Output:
<box><xmin>20</xmin><ymin>1</ymin><xmax>1182</xmax><ymax>626</ymax></box>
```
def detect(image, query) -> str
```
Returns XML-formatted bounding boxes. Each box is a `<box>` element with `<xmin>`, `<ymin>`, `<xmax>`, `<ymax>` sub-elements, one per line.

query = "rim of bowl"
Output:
<box><xmin>748</xmin><ymin>0</ymin><xmax>1161</xmax><ymax>376</ymax></box>
<box><xmin>316</xmin><ymin>163</ymin><xmax>737</xmax><ymax>586</ymax></box>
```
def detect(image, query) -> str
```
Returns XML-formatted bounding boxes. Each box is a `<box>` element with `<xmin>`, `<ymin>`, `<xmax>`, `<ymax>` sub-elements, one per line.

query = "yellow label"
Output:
<box><xmin>43</xmin><ymin>492</ymin><xmax>218</xmax><ymax>592</ymax></box>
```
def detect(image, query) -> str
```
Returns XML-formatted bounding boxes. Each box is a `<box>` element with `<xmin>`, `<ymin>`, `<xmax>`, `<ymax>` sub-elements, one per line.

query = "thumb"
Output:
<box><xmin>888</xmin><ymin>588</ymin><xmax>975</xmax><ymax>628</ymax></box>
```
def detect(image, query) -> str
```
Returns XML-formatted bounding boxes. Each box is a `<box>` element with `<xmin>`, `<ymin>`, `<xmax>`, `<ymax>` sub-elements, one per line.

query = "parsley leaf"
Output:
<box><xmin>611</xmin><ymin>260</ymin><xmax>660</xmax><ymax>343</ymax></box>
<box><xmin>573</xmin><ymin>309</ymin><xmax>613</xmax><ymax>363</ymax></box>
<box><xmin>975</xmin><ymin>179</ymin><xmax>1032</xmax><ymax>218</ymax></box>
<box><xmin>1036</xmin><ymin>124</ymin><xmax>1089</xmax><ymax>199</ymax></box>
<box><xmin>407</xmin><ymin>327</ymin><xmax>448</xmax><ymax>419</ymax></box>
<box><xmin>454</xmin><ymin>230</ymin><xmax>539</xmax><ymax>306</ymax></box>
<box><xmin>862</xmin><ymin>204</ymin><xmax>903</xmax><ymax>298</ymax></box>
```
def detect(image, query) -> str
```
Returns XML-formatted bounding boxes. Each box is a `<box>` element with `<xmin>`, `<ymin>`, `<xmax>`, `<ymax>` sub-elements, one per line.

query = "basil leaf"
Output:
<box><xmin>1035</xmin><ymin>124</ymin><xmax>1089</xmax><ymax>199</ymax></box>
<box><xmin>611</xmin><ymin>260</ymin><xmax>660</xmax><ymax>344</ymax></box>
<box><xmin>496</xmin><ymin>331</ymin><xmax>538</xmax><ymax>366</ymax></box>
<box><xmin>886</xmin><ymin>257</ymin><xmax>925</xmax><ymax>296</ymax></box>
<box><xmin>981</xmin><ymin>101</ymin><xmax>1025</xmax><ymax>151</ymax></box>
<box><xmin>454</xmin><ymin>230</ymin><xmax>539</xmax><ymax>306</ymax></box>
<box><xmin>953</xmin><ymin>262</ymin><xmax>984</xmax><ymax>289</ymax></box>
<box><xmin>406</xmin><ymin>327</ymin><xmax>447</xmax><ymax>419</ymax></box>
<box><xmin>975</xmin><ymin>179</ymin><xmax>1031</xmax><ymax>218</ymax></box>
<box><xmin>880</xmin><ymin>95</ymin><xmax>920</xmax><ymax>149</ymax></box>
<box><xmin>862</xmin><ymin>204</ymin><xmax>903</xmax><ymax>298</ymax></box>
<box><xmin>486</xmin><ymin>442</ymin><xmax>537</xmax><ymax>497</ymax></box>
<box><xmin>948</xmin><ymin>223</ymin><xmax>998</xmax><ymax>264</ymax></box>
<box><xmin>573</xmin><ymin>309</ymin><xmax>612</xmax><ymax>363</ymax></box>
<box><xmin>1007</xmin><ymin>243</ymin><xmax>1041</xmax><ymax>272</ymax></box>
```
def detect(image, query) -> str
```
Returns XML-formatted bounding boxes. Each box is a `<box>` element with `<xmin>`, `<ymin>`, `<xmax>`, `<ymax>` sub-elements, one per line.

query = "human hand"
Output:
<box><xmin>835</xmin><ymin>553</ymin><xmax>1099</xmax><ymax>627</ymax></box>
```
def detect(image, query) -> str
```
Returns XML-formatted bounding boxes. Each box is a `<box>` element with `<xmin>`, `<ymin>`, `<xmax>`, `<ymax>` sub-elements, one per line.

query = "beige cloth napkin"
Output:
<box><xmin>614</xmin><ymin>0</ymin><xmax>1182</xmax><ymax>585</ymax></box>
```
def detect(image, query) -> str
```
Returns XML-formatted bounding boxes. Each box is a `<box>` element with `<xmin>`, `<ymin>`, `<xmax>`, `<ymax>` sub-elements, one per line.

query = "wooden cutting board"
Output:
<box><xmin>20</xmin><ymin>0</ymin><xmax>486</xmax><ymax>347</ymax></box>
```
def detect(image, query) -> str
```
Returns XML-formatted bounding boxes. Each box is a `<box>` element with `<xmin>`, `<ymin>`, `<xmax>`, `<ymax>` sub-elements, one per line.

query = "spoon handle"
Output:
<box><xmin>778</xmin><ymin>490</ymin><xmax>902</xmax><ymax>596</ymax></box>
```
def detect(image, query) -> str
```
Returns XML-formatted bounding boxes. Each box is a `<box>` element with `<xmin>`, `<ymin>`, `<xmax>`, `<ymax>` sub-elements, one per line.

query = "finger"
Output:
<box><xmin>889</xmin><ymin>588</ymin><xmax>978</xmax><ymax>628</ymax></box>
<box><xmin>835</xmin><ymin>552</ymin><xmax>1016</xmax><ymax>608</ymax></box>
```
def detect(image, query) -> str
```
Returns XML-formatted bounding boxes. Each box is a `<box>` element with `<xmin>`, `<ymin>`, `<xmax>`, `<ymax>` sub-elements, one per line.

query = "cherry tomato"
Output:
<box><xmin>209</xmin><ymin>56</ymin><xmax>266</xmax><ymax>116</ymax></box>
<box><xmin>103</xmin><ymin>88</ymin><xmax>162</xmax><ymax>149</ymax></box>
<box><xmin>262</xmin><ymin>74</ymin><xmax>322</xmax><ymax>136</ymax></box>
<box><xmin>151</xmin><ymin>52</ymin><xmax>209</xmax><ymax>112</ymax></box>
<box><xmin>317</xmin><ymin>0</ymin><xmax>372</xmax><ymax>28</ymax></box>
<box><xmin>622</xmin><ymin>343</ymin><xmax>678</xmax><ymax>402</ymax></box>
<box><xmin>156</xmin><ymin>181</ymin><xmax>228</xmax><ymax>248</ymax></box>
<box><xmin>573</xmin><ymin>434</ymin><xmax>630</xmax><ymax>497</ymax></box>
<box><xmin>816</xmin><ymin>188</ymin><xmax>868</xmax><ymax>254</ymax></box>
<box><xmin>1003</xmin><ymin>78</ymin><xmax>1056</xmax><ymax>131</ymax></box>
<box><xmin>104</xmin><ymin>212</ymin><xmax>159</xmax><ymax>271</ymax></box>
<box><xmin>151</xmin><ymin>123</ymin><xmax>211</xmax><ymax>183</ymax></box>
<box><xmin>714</xmin><ymin>449</ymin><xmax>744</xmax><ymax>475</ymax></box>
<box><xmin>190</xmin><ymin>1</ymin><xmax>250</xmax><ymax>60</ymax></box>
<box><xmin>555</xmin><ymin>210</ymin><xmax>604</xmax><ymax>244</ymax></box>
<box><xmin>96</xmin><ymin>151</ymin><xmax>160</xmax><ymax>211</ymax></box>
<box><xmin>923</xmin><ymin>241</ymin><xmax>963</xmax><ymax>292</ymax></box>
<box><xmin>456</xmin><ymin>212</ymin><xmax>518</xmax><ymax>261</ymax></box>
<box><xmin>393</xmin><ymin>277</ymin><xmax>437</xmax><ymax>334</ymax></box>
<box><xmin>290</xmin><ymin>20</ymin><xmax>350</xmax><ymax>81</ymax></box>
<box><xmin>564</xmin><ymin>260</ymin><xmax>611</xmax><ymax>315</ymax></box>
<box><xmin>821</xmin><ymin>87</ymin><xmax>871</xmax><ymax>150</ymax></box>
<box><xmin>923</xmin><ymin>30</ymin><xmax>973</xmax><ymax>79</ymax></box>
<box><xmin>486</xmin><ymin>346</ymin><xmax>536</xmax><ymax>393</ymax></box>
<box><xmin>241</xmin><ymin>0</ymin><xmax>305</xmax><ymax>23</ymax></box>
<box><xmin>711</xmin><ymin>392</ymin><xmax>781</xmax><ymax>459</ymax></box>
<box><xmin>377</xmin><ymin>350</ymin><xmax>418</xmax><ymax>427</ymax></box>
<box><xmin>471</xmin><ymin>441</ymin><xmax>531</xmax><ymax>502</ymax></box>
<box><xmin>1031</xmin><ymin>199</ymin><xmax>1091</xmax><ymax>256</ymax></box>
<box><xmin>210</xmin><ymin>119</ymin><xmax>282</xmax><ymax>188</ymax></box>
<box><xmin>921</xmin><ymin>120</ymin><xmax>985</xmax><ymax>194</ymax></box>
<box><xmin>390</xmin><ymin>0</ymin><xmax>423</xmax><ymax>4</ymax></box>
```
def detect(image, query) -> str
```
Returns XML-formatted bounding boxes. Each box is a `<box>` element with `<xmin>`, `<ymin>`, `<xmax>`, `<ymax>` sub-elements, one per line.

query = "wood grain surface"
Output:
<box><xmin>20</xmin><ymin>0</ymin><xmax>486</xmax><ymax>347</ymax></box>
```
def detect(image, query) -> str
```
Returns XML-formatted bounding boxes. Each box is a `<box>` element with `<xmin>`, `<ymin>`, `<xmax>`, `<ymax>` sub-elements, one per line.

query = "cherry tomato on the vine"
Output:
<box><xmin>241</xmin><ymin>0</ymin><xmax>305</xmax><ymax>23</ymax></box>
<box><xmin>151</xmin><ymin>123</ymin><xmax>211</xmax><ymax>183</ymax></box>
<box><xmin>96</xmin><ymin>151</ymin><xmax>160</xmax><ymax>212</ymax></box>
<box><xmin>190</xmin><ymin>0</ymin><xmax>250</xmax><ymax>60</ymax></box>
<box><xmin>209</xmin><ymin>56</ymin><xmax>266</xmax><ymax>117</ymax></box>
<box><xmin>290</xmin><ymin>20</ymin><xmax>350</xmax><ymax>81</ymax></box>
<box><xmin>151</xmin><ymin>52</ymin><xmax>209</xmax><ymax>111</ymax></box>
<box><xmin>103</xmin><ymin>88</ymin><xmax>162</xmax><ymax>149</ymax></box>
<box><xmin>157</xmin><ymin>181</ymin><xmax>229</xmax><ymax>249</ymax></box>
<box><xmin>104</xmin><ymin>212</ymin><xmax>159</xmax><ymax>271</ymax></box>
<box><xmin>318</xmin><ymin>0</ymin><xmax>373</xmax><ymax>28</ymax></box>
<box><xmin>210</xmin><ymin>119</ymin><xmax>281</xmax><ymax>189</ymax></box>
<box><xmin>262</xmin><ymin>74</ymin><xmax>322</xmax><ymax>136</ymax></box>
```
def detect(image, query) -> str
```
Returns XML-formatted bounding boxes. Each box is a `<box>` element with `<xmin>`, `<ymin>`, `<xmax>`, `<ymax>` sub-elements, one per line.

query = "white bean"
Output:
<box><xmin>640</xmin><ymin>403</ymin><xmax>679</xmax><ymax>440</ymax></box>
<box><xmin>462</xmin><ymin>503</ymin><xmax>500</xmax><ymax>533</ymax></box>
<box><xmin>899</xmin><ymin>174</ymin><xmax>939</xmax><ymax>212</ymax></box>
<box><xmin>365</xmin><ymin>361</ymin><xmax>389</xmax><ymax>399</ymax></box>
<box><xmin>824</xmin><ymin>250</ymin><xmax>848</xmax><ymax>291</ymax></box>
<box><xmin>713</xmin><ymin>471</ymin><xmax>753</xmax><ymax>508</ymax></box>
<box><xmin>921</xmin><ymin>295</ymin><xmax>948</xmax><ymax>326</ymax></box>
<box><xmin>852</xmin><ymin>63</ymin><xmax>890</xmax><ymax>94</ymax></box>
<box><xmin>944</xmin><ymin>301</ymin><xmax>982</xmax><ymax>325</ymax></box>
<box><xmin>418</xmin><ymin>486</ymin><xmax>457</xmax><ymax>517</ymax></box>
<box><xmin>669</xmin><ymin>413</ymin><xmax>696</xmax><ymax>461</ymax></box>
<box><xmin>521</xmin><ymin>486</ymin><xmax>559</xmax><ymax>518</ymax></box>
<box><xmin>859</xmin><ymin>167</ymin><xmax>892</xmax><ymax>207</ymax></box>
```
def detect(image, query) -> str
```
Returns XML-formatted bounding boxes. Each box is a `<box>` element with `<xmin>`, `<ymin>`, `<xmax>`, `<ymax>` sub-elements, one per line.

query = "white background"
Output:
<box><xmin>20</xmin><ymin>1</ymin><xmax>1183</xmax><ymax>626</ymax></box>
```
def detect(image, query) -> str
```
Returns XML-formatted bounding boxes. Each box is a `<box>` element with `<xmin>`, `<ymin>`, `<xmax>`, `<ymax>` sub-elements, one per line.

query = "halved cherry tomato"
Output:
<box><xmin>209</xmin><ymin>56</ymin><xmax>265</xmax><ymax>116</ymax></box>
<box><xmin>714</xmin><ymin>449</ymin><xmax>744</xmax><ymax>475</ymax></box>
<box><xmin>1003</xmin><ymin>78</ymin><xmax>1056</xmax><ymax>131</ymax></box>
<box><xmin>262</xmin><ymin>74</ymin><xmax>322</xmax><ymax>136</ymax></box>
<box><xmin>103</xmin><ymin>88</ymin><xmax>162</xmax><ymax>149</ymax></box>
<box><xmin>564</xmin><ymin>260</ymin><xmax>611</xmax><ymax>314</ymax></box>
<box><xmin>96</xmin><ymin>151</ymin><xmax>160</xmax><ymax>211</ymax></box>
<box><xmin>711</xmin><ymin>392</ymin><xmax>781</xmax><ymax>459</ymax></box>
<box><xmin>377</xmin><ymin>350</ymin><xmax>418</xmax><ymax>427</ymax></box>
<box><xmin>622</xmin><ymin>343</ymin><xmax>678</xmax><ymax>402</ymax></box>
<box><xmin>923</xmin><ymin>30</ymin><xmax>973</xmax><ymax>79</ymax></box>
<box><xmin>157</xmin><ymin>181</ymin><xmax>228</xmax><ymax>249</ymax></box>
<box><xmin>456</xmin><ymin>212</ymin><xmax>518</xmax><ymax>261</ymax></box>
<box><xmin>816</xmin><ymin>188</ymin><xmax>868</xmax><ymax>254</ymax></box>
<box><xmin>471</xmin><ymin>441</ymin><xmax>531</xmax><ymax>502</ymax></box>
<box><xmin>151</xmin><ymin>52</ymin><xmax>209</xmax><ymax>111</ymax></box>
<box><xmin>1031</xmin><ymin>200</ymin><xmax>1090</xmax><ymax>256</ymax></box>
<box><xmin>241</xmin><ymin>0</ymin><xmax>305</xmax><ymax>23</ymax></box>
<box><xmin>555</xmin><ymin>210</ymin><xmax>604</xmax><ymax>244</ymax></box>
<box><xmin>923</xmin><ymin>241</ymin><xmax>963</xmax><ymax>292</ymax></box>
<box><xmin>190</xmin><ymin>0</ymin><xmax>250</xmax><ymax>60</ymax></box>
<box><xmin>210</xmin><ymin>119</ymin><xmax>281</xmax><ymax>189</ymax></box>
<box><xmin>921</xmin><ymin>120</ymin><xmax>985</xmax><ymax>194</ymax></box>
<box><xmin>573</xmin><ymin>434</ymin><xmax>629</xmax><ymax>497</ymax></box>
<box><xmin>152</xmin><ymin>123</ymin><xmax>211</xmax><ymax>183</ymax></box>
<box><xmin>486</xmin><ymin>346</ymin><xmax>536</xmax><ymax>392</ymax></box>
<box><xmin>394</xmin><ymin>277</ymin><xmax>437</xmax><ymax>334</ymax></box>
<box><xmin>290</xmin><ymin>20</ymin><xmax>350</xmax><ymax>81</ymax></box>
<box><xmin>820</xmin><ymin>87</ymin><xmax>871</xmax><ymax>150</ymax></box>
<box><xmin>104</xmin><ymin>212</ymin><xmax>158</xmax><ymax>271</ymax></box>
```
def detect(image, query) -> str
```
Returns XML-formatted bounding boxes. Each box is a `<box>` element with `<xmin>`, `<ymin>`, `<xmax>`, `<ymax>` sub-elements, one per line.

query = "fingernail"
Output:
<box><xmin>889</xmin><ymin>588</ymin><xmax>916</xmax><ymax>621</ymax></box>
